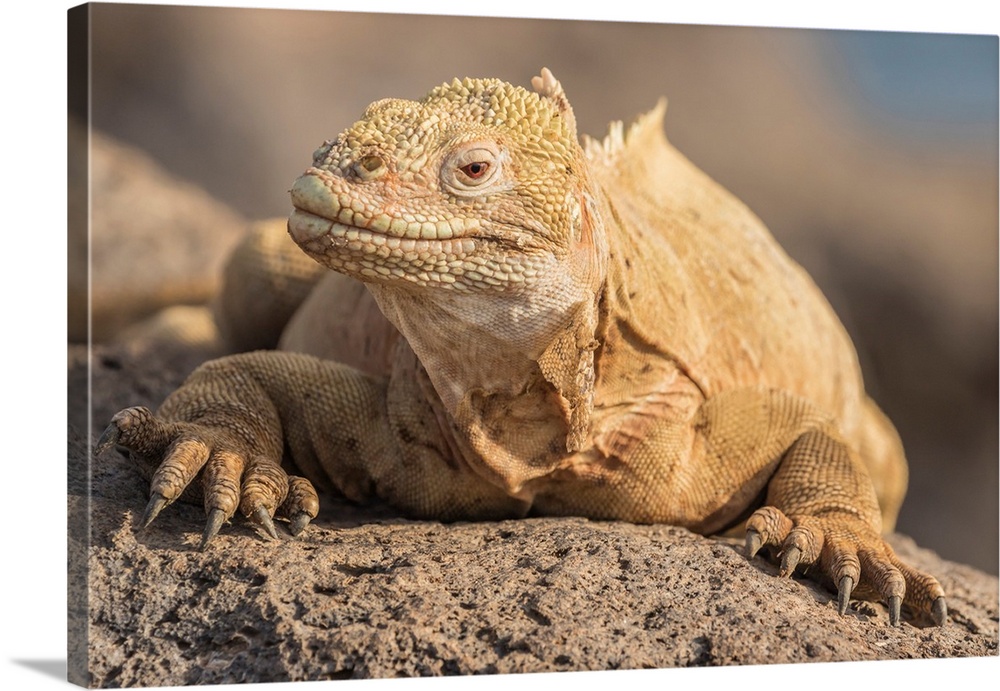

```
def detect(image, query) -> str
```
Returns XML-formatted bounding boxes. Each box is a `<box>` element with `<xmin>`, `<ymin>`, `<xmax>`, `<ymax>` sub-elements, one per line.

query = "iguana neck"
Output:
<box><xmin>367</xmin><ymin>252</ymin><xmax>598</xmax><ymax>406</ymax></box>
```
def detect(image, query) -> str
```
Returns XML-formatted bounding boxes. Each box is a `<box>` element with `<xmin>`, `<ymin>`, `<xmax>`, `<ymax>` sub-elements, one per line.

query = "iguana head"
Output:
<box><xmin>287</xmin><ymin>68</ymin><xmax>605</xmax><ymax>295</ymax></box>
<box><xmin>289</xmin><ymin>69</ymin><xmax>609</xmax><ymax>452</ymax></box>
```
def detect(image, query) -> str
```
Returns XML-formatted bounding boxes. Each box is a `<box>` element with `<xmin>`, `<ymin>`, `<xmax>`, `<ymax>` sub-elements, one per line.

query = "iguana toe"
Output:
<box><xmin>888</xmin><ymin>595</ymin><xmax>902</xmax><ymax>627</ymax></box>
<box><xmin>744</xmin><ymin>529</ymin><xmax>762</xmax><ymax>560</ymax></box>
<box><xmin>780</xmin><ymin>545</ymin><xmax>802</xmax><ymax>577</ymax></box>
<box><xmin>254</xmin><ymin>506</ymin><xmax>279</xmax><ymax>540</ymax></box>
<box><xmin>96</xmin><ymin>406</ymin><xmax>173</xmax><ymax>459</ymax></box>
<box><xmin>94</xmin><ymin>422</ymin><xmax>121</xmax><ymax>457</ymax></box>
<box><xmin>279</xmin><ymin>476</ymin><xmax>321</xmax><ymax>538</ymax></box>
<box><xmin>837</xmin><ymin>575</ymin><xmax>854</xmax><ymax>615</ymax></box>
<box><xmin>932</xmin><ymin>597</ymin><xmax>947</xmax><ymax>627</ymax></box>
<box><xmin>140</xmin><ymin>492</ymin><xmax>170</xmax><ymax>529</ymax></box>
<box><xmin>289</xmin><ymin>513</ymin><xmax>312</xmax><ymax>537</ymax></box>
<box><xmin>200</xmin><ymin>508</ymin><xmax>227</xmax><ymax>550</ymax></box>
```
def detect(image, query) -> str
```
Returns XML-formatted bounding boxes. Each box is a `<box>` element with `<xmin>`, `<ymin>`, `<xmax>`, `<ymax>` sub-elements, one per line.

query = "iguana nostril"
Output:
<box><xmin>355</xmin><ymin>154</ymin><xmax>387</xmax><ymax>180</ymax></box>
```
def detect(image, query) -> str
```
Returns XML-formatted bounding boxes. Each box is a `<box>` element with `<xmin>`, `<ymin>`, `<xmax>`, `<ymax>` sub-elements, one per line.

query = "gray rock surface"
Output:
<box><xmin>71</xmin><ymin>344</ymin><xmax>998</xmax><ymax>687</ymax></box>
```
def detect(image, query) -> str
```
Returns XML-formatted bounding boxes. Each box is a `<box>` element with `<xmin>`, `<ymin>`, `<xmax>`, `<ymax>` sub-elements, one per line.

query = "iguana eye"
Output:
<box><xmin>460</xmin><ymin>161</ymin><xmax>490</xmax><ymax>179</ymax></box>
<box><xmin>441</xmin><ymin>142</ymin><xmax>504</xmax><ymax>196</ymax></box>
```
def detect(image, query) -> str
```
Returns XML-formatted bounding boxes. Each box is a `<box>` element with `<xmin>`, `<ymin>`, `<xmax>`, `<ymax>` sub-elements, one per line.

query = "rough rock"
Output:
<box><xmin>71</xmin><ymin>343</ymin><xmax>999</xmax><ymax>687</ymax></box>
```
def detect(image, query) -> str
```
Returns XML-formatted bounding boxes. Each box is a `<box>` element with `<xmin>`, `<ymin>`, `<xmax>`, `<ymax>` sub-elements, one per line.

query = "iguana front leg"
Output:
<box><xmin>96</xmin><ymin>402</ymin><xmax>320</xmax><ymax>547</ymax></box>
<box><xmin>743</xmin><ymin>429</ymin><xmax>947</xmax><ymax>626</ymax></box>
<box><xmin>96</xmin><ymin>351</ymin><xmax>400</xmax><ymax>547</ymax></box>
<box><xmin>697</xmin><ymin>387</ymin><xmax>947</xmax><ymax>626</ymax></box>
<box><xmin>536</xmin><ymin>385</ymin><xmax>946</xmax><ymax>626</ymax></box>
<box><xmin>97</xmin><ymin>350</ymin><xmax>528</xmax><ymax>547</ymax></box>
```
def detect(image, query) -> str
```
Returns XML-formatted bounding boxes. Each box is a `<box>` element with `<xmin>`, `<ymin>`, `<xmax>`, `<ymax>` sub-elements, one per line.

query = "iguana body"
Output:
<box><xmin>99</xmin><ymin>69</ymin><xmax>945</xmax><ymax>626</ymax></box>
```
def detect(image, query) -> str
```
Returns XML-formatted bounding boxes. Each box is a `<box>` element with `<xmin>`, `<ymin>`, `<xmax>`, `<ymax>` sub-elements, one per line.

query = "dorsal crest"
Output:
<box><xmin>582</xmin><ymin>97</ymin><xmax>669</xmax><ymax>167</ymax></box>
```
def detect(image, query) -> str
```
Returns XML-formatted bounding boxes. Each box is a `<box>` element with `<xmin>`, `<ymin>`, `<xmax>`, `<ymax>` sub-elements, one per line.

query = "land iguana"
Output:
<box><xmin>97</xmin><ymin>68</ymin><xmax>946</xmax><ymax>627</ymax></box>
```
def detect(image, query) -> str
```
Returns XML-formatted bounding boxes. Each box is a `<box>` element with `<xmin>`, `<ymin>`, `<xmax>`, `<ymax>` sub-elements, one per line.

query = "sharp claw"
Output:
<box><xmin>745</xmin><ymin>529</ymin><xmax>762</xmax><ymax>559</ymax></box>
<box><xmin>779</xmin><ymin>545</ymin><xmax>801</xmax><ymax>577</ymax></box>
<box><xmin>931</xmin><ymin>597</ymin><xmax>947</xmax><ymax>627</ymax></box>
<box><xmin>255</xmin><ymin>506</ymin><xmax>279</xmax><ymax>540</ymax></box>
<box><xmin>94</xmin><ymin>424</ymin><xmax>121</xmax><ymax>456</ymax></box>
<box><xmin>837</xmin><ymin>575</ymin><xmax>854</xmax><ymax>615</ymax></box>
<box><xmin>140</xmin><ymin>493</ymin><xmax>169</xmax><ymax>528</ymax></box>
<box><xmin>888</xmin><ymin>595</ymin><xmax>902</xmax><ymax>627</ymax></box>
<box><xmin>200</xmin><ymin>508</ymin><xmax>227</xmax><ymax>550</ymax></box>
<box><xmin>289</xmin><ymin>512</ymin><xmax>312</xmax><ymax>537</ymax></box>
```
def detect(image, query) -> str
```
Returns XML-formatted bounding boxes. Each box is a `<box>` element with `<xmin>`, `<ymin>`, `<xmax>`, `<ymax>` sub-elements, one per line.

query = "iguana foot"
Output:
<box><xmin>744</xmin><ymin>505</ymin><xmax>946</xmax><ymax>626</ymax></box>
<box><xmin>96</xmin><ymin>406</ymin><xmax>320</xmax><ymax>548</ymax></box>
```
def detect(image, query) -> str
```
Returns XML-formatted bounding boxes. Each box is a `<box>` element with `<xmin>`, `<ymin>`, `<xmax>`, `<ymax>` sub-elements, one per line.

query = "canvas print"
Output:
<box><xmin>68</xmin><ymin>3</ymin><xmax>999</xmax><ymax>687</ymax></box>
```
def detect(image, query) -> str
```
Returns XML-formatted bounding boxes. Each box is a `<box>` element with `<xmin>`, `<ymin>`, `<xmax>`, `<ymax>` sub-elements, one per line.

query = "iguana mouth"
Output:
<box><xmin>289</xmin><ymin>169</ymin><xmax>483</xmax><ymax>241</ymax></box>
<box><xmin>287</xmin><ymin>169</ymin><xmax>542</xmax><ymax>289</ymax></box>
<box><xmin>288</xmin><ymin>208</ymin><xmax>479</xmax><ymax>262</ymax></box>
<box><xmin>288</xmin><ymin>207</ymin><xmax>529</xmax><ymax>289</ymax></box>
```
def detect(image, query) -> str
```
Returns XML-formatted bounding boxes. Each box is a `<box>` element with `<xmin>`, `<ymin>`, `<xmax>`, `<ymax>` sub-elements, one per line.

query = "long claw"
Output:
<box><xmin>888</xmin><ymin>595</ymin><xmax>902</xmax><ymax>627</ymax></box>
<box><xmin>200</xmin><ymin>508</ymin><xmax>227</xmax><ymax>550</ymax></box>
<box><xmin>289</xmin><ymin>512</ymin><xmax>312</xmax><ymax>537</ymax></box>
<box><xmin>94</xmin><ymin>424</ymin><xmax>121</xmax><ymax>456</ymax></box>
<box><xmin>779</xmin><ymin>546</ymin><xmax>801</xmax><ymax>577</ymax></box>
<box><xmin>255</xmin><ymin>506</ymin><xmax>278</xmax><ymax>540</ymax></box>
<box><xmin>931</xmin><ymin>597</ymin><xmax>947</xmax><ymax>627</ymax></box>
<box><xmin>745</xmin><ymin>529</ymin><xmax>762</xmax><ymax>559</ymax></box>
<box><xmin>837</xmin><ymin>575</ymin><xmax>854</xmax><ymax>615</ymax></box>
<box><xmin>141</xmin><ymin>493</ymin><xmax>169</xmax><ymax>528</ymax></box>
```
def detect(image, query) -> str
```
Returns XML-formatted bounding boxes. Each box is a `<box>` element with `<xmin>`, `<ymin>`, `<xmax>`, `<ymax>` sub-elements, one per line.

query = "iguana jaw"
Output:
<box><xmin>288</xmin><ymin>205</ymin><xmax>486</xmax><ymax>289</ymax></box>
<box><xmin>289</xmin><ymin>168</ymin><xmax>487</xmax><ymax>242</ymax></box>
<box><xmin>288</xmin><ymin>169</ymin><xmax>551</xmax><ymax>293</ymax></box>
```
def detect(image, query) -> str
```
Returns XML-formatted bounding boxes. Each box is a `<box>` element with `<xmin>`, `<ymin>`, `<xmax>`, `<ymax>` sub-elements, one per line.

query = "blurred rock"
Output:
<box><xmin>70</xmin><ymin>117</ymin><xmax>248</xmax><ymax>343</ymax></box>
<box><xmin>114</xmin><ymin>304</ymin><xmax>225</xmax><ymax>358</ymax></box>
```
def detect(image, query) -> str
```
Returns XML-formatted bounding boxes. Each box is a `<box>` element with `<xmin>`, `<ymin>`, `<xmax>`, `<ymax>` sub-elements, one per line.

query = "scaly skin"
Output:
<box><xmin>98</xmin><ymin>68</ymin><xmax>945</xmax><ymax>627</ymax></box>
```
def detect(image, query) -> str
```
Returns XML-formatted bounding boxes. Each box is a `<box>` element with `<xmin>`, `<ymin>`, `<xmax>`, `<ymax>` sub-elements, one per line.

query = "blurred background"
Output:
<box><xmin>77</xmin><ymin>4</ymin><xmax>998</xmax><ymax>573</ymax></box>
